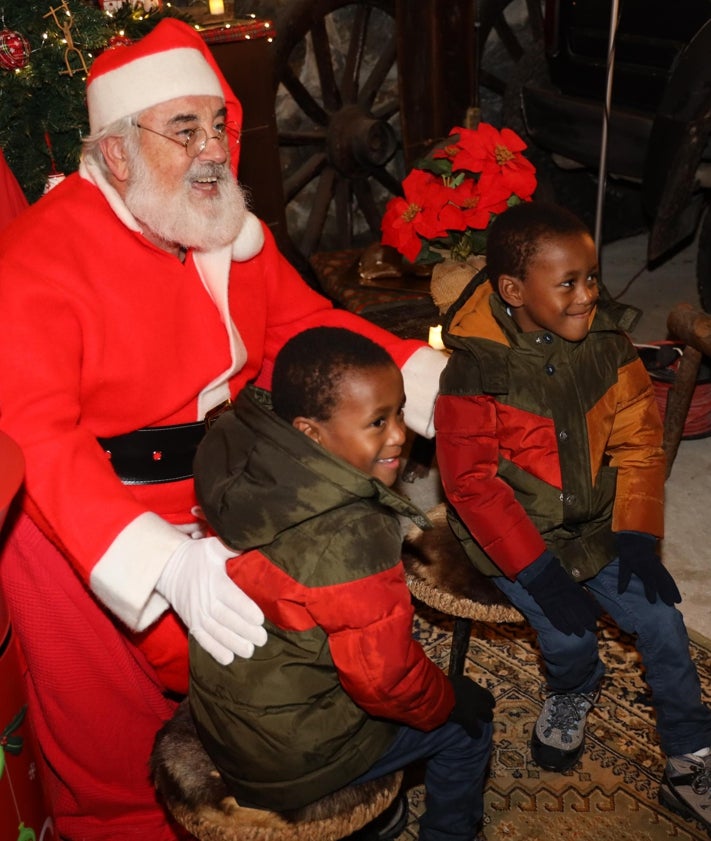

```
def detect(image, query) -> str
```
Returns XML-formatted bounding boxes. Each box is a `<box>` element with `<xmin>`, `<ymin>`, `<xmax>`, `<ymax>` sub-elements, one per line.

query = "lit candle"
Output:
<box><xmin>428</xmin><ymin>325</ymin><xmax>445</xmax><ymax>350</ymax></box>
<box><xmin>208</xmin><ymin>0</ymin><xmax>225</xmax><ymax>14</ymax></box>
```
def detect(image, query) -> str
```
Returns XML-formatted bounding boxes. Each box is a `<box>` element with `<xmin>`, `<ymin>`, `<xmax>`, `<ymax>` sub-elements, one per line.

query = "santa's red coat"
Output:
<box><xmin>0</xmin><ymin>169</ymin><xmax>444</xmax><ymax>839</ymax></box>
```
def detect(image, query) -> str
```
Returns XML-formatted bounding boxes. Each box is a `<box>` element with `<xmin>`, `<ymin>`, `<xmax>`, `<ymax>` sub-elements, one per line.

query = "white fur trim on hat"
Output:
<box><xmin>87</xmin><ymin>47</ymin><xmax>223</xmax><ymax>133</ymax></box>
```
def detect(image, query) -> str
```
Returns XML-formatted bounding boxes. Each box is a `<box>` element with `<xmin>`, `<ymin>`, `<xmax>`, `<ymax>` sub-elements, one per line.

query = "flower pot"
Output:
<box><xmin>636</xmin><ymin>342</ymin><xmax>711</xmax><ymax>439</ymax></box>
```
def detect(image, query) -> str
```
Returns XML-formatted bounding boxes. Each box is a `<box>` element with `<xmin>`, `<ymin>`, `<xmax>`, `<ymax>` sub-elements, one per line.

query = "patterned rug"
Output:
<box><xmin>397</xmin><ymin>606</ymin><xmax>711</xmax><ymax>840</ymax></box>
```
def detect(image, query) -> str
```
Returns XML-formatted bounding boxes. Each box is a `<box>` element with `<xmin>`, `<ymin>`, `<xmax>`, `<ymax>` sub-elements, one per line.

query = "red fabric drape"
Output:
<box><xmin>0</xmin><ymin>149</ymin><xmax>28</xmax><ymax>231</ymax></box>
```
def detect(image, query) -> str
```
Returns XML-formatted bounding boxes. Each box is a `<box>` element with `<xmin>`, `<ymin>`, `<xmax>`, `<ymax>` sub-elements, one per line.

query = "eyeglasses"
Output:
<box><xmin>135</xmin><ymin>123</ymin><xmax>240</xmax><ymax>158</ymax></box>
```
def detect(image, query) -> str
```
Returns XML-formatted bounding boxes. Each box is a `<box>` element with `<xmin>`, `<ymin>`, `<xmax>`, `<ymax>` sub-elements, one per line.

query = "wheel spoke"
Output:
<box><xmin>278</xmin><ymin>129</ymin><xmax>328</xmax><ymax>147</ymax></box>
<box><xmin>370</xmin><ymin>165</ymin><xmax>403</xmax><ymax>198</ymax></box>
<box><xmin>525</xmin><ymin>0</ymin><xmax>545</xmax><ymax>41</ymax></box>
<box><xmin>302</xmin><ymin>167</ymin><xmax>337</xmax><ymax>255</ymax></box>
<box><xmin>310</xmin><ymin>17</ymin><xmax>341</xmax><ymax>112</ymax></box>
<box><xmin>282</xmin><ymin>152</ymin><xmax>328</xmax><ymax>203</ymax></box>
<box><xmin>352</xmin><ymin>177</ymin><xmax>383</xmax><ymax>236</ymax></box>
<box><xmin>280</xmin><ymin>65</ymin><xmax>329</xmax><ymax>126</ymax></box>
<box><xmin>334</xmin><ymin>176</ymin><xmax>354</xmax><ymax>248</ymax></box>
<box><xmin>480</xmin><ymin>67</ymin><xmax>506</xmax><ymax>97</ymax></box>
<box><xmin>494</xmin><ymin>15</ymin><xmax>525</xmax><ymax>64</ymax></box>
<box><xmin>359</xmin><ymin>40</ymin><xmax>397</xmax><ymax>110</ymax></box>
<box><xmin>371</xmin><ymin>95</ymin><xmax>400</xmax><ymax>123</ymax></box>
<box><xmin>341</xmin><ymin>6</ymin><xmax>370</xmax><ymax>103</ymax></box>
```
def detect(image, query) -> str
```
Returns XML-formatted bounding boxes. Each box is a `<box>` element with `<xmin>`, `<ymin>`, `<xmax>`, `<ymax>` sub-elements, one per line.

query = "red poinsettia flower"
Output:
<box><xmin>381</xmin><ymin>168</ymin><xmax>451</xmax><ymax>262</ymax></box>
<box><xmin>444</xmin><ymin>177</ymin><xmax>511</xmax><ymax>232</ymax></box>
<box><xmin>380</xmin><ymin>121</ymin><xmax>537</xmax><ymax>264</ymax></box>
<box><xmin>448</xmin><ymin>123</ymin><xmax>537</xmax><ymax>200</ymax></box>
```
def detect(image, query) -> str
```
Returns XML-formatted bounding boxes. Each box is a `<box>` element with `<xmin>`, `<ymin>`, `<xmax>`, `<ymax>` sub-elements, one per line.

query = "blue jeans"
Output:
<box><xmin>352</xmin><ymin>720</ymin><xmax>492</xmax><ymax>841</ymax></box>
<box><xmin>494</xmin><ymin>557</ymin><xmax>711</xmax><ymax>756</ymax></box>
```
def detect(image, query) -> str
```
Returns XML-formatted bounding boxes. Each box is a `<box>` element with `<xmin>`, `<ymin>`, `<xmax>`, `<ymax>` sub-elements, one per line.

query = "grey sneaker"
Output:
<box><xmin>659</xmin><ymin>751</ymin><xmax>711</xmax><ymax>832</ymax></box>
<box><xmin>531</xmin><ymin>690</ymin><xmax>598</xmax><ymax>771</ymax></box>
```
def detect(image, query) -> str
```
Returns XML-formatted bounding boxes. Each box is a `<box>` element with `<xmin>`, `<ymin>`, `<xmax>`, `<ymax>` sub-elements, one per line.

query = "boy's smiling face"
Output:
<box><xmin>295</xmin><ymin>363</ymin><xmax>406</xmax><ymax>487</ymax></box>
<box><xmin>500</xmin><ymin>231</ymin><xmax>600</xmax><ymax>342</ymax></box>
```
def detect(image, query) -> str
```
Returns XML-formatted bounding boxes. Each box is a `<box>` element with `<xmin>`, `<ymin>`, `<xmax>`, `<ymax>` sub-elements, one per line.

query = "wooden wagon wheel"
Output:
<box><xmin>233</xmin><ymin>0</ymin><xmax>544</xmax><ymax>261</ymax></box>
<box><xmin>233</xmin><ymin>0</ymin><xmax>400</xmax><ymax>260</ymax></box>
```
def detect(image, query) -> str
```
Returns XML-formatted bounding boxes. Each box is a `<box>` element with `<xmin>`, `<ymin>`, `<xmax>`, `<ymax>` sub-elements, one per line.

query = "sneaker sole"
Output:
<box><xmin>531</xmin><ymin>731</ymin><xmax>585</xmax><ymax>772</ymax></box>
<box><xmin>659</xmin><ymin>781</ymin><xmax>711</xmax><ymax>833</ymax></box>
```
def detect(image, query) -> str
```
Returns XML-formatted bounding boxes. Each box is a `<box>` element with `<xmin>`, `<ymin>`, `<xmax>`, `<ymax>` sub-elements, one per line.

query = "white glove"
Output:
<box><xmin>174</xmin><ymin>507</ymin><xmax>209</xmax><ymax>540</ymax></box>
<box><xmin>156</xmin><ymin>536</ymin><xmax>267</xmax><ymax>665</ymax></box>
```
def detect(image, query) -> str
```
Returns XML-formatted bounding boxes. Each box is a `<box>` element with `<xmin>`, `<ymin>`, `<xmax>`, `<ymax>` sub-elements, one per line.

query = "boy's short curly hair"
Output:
<box><xmin>271</xmin><ymin>326</ymin><xmax>396</xmax><ymax>423</ymax></box>
<box><xmin>486</xmin><ymin>201</ymin><xmax>591</xmax><ymax>286</ymax></box>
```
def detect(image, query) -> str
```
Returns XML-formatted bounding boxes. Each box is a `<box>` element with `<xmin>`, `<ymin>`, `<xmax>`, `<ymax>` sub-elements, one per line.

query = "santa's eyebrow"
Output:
<box><xmin>167</xmin><ymin>106</ymin><xmax>228</xmax><ymax>126</ymax></box>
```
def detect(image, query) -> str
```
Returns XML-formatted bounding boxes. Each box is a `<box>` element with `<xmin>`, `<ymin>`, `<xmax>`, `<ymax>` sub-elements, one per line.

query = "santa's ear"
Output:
<box><xmin>292</xmin><ymin>417</ymin><xmax>322</xmax><ymax>444</ymax></box>
<box><xmin>100</xmin><ymin>135</ymin><xmax>130</xmax><ymax>183</ymax></box>
<box><xmin>498</xmin><ymin>274</ymin><xmax>525</xmax><ymax>308</ymax></box>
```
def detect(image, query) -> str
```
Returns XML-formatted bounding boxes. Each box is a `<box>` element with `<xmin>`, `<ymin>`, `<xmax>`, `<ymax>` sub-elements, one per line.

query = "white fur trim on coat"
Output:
<box><xmin>402</xmin><ymin>346</ymin><xmax>449</xmax><ymax>438</ymax></box>
<box><xmin>231</xmin><ymin>211</ymin><xmax>264</xmax><ymax>261</ymax></box>
<box><xmin>90</xmin><ymin>512</ymin><xmax>187</xmax><ymax>631</ymax></box>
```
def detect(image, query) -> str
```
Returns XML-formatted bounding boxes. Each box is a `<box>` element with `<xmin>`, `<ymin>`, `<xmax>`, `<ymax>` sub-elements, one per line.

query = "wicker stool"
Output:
<box><xmin>151</xmin><ymin>699</ymin><xmax>404</xmax><ymax>841</ymax></box>
<box><xmin>402</xmin><ymin>503</ymin><xmax>524</xmax><ymax>676</ymax></box>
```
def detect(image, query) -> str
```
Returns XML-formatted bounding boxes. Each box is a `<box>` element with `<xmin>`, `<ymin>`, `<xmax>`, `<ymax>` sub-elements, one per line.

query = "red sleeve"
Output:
<box><xmin>246</xmin><ymin>229</ymin><xmax>424</xmax><ymax>389</ymax></box>
<box><xmin>435</xmin><ymin>392</ymin><xmax>546</xmax><ymax>577</ymax></box>
<box><xmin>226</xmin><ymin>545</ymin><xmax>454</xmax><ymax>730</ymax></box>
<box><xmin>308</xmin><ymin>564</ymin><xmax>455</xmax><ymax>730</ymax></box>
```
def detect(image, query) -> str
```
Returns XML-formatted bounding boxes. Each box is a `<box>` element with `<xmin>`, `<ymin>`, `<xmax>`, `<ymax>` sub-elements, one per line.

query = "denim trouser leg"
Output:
<box><xmin>351</xmin><ymin>720</ymin><xmax>492</xmax><ymax>841</ymax></box>
<box><xmin>493</xmin><ymin>574</ymin><xmax>606</xmax><ymax>693</ymax></box>
<box><xmin>494</xmin><ymin>559</ymin><xmax>711</xmax><ymax>756</ymax></box>
<box><xmin>584</xmin><ymin>558</ymin><xmax>711</xmax><ymax>756</ymax></box>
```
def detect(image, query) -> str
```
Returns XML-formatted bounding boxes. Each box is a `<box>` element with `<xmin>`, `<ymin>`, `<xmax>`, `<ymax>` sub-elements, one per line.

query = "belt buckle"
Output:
<box><xmin>204</xmin><ymin>398</ymin><xmax>233</xmax><ymax>430</ymax></box>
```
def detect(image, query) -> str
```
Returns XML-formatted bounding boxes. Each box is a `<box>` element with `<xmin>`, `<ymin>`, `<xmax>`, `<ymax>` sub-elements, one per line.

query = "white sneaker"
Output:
<box><xmin>659</xmin><ymin>748</ymin><xmax>711</xmax><ymax>832</ymax></box>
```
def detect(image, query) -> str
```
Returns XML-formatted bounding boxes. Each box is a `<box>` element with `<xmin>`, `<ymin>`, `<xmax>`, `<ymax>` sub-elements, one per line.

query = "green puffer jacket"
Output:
<box><xmin>435</xmin><ymin>274</ymin><xmax>666</xmax><ymax>582</ymax></box>
<box><xmin>190</xmin><ymin>386</ymin><xmax>453</xmax><ymax>811</ymax></box>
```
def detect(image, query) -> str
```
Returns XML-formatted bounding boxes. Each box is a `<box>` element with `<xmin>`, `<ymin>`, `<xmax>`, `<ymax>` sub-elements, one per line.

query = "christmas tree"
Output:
<box><xmin>0</xmin><ymin>1</ymin><xmax>193</xmax><ymax>202</ymax></box>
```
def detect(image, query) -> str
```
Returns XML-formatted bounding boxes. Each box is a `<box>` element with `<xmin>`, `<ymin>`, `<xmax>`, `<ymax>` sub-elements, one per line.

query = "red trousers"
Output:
<box><xmin>0</xmin><ymin>513</ymin><xmax>187</xmax><ymax>841</ymax></box>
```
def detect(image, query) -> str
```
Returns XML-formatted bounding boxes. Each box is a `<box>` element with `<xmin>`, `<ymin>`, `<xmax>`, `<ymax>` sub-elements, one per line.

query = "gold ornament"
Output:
<box><xmin>43</xmin><ymin>1</ymin><xmax>89</xmax><ymax>77</ymax></box>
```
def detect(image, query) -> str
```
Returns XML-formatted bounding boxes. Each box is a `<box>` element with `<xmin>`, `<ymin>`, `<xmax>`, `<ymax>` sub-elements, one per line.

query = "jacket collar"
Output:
<box><xmin>237</xmin><ymin>387</ymin><xmax>431</xmax><ymax>533</ymax></box>
<box><xmin>444</xmin><ymin>275</ymin><xmax>641</xmax><ymax>354</ymax></box>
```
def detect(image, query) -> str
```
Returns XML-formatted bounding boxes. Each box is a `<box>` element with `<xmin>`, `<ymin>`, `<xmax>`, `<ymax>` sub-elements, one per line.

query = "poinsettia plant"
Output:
<box><xmin>381</xmin><ymin>122</ymin><xmax>537</xmax><ymax>264</ymax></box>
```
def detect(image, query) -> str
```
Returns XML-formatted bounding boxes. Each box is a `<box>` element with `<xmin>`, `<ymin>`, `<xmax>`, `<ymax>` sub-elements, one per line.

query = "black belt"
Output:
<box><xmin>98</xmin><ymin>401</ymin><xmax>232</xmax><ymax>485</ymax></box>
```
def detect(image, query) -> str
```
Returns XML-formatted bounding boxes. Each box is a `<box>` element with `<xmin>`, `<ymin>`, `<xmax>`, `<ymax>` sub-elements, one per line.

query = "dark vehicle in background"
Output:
<box><xmin>505</xmin><ymin>0</ymin><xmax>711</xmax><ymax>309</ymax></box>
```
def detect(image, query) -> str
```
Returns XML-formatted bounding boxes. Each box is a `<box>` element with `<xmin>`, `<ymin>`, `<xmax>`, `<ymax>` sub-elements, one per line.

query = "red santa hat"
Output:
<box><xmin>86</xmin><ymin>19</ymin><xmax>242</xmax><ymax>166</ymax></box>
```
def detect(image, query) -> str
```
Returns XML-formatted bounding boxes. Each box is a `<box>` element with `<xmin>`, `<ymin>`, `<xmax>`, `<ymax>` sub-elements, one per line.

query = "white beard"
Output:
<box><xmin>124</xmin><ymin>152</ymin><xmax>248</xmax><ymax>252</ymax></box>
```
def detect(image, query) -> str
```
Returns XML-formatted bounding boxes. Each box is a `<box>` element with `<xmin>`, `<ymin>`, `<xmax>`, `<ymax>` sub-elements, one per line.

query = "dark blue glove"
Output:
<box><xmin>517</xmin><ymin>550</ymin><xmax>601</xmax><ymax>636</ymax></box>
<box><xmin>447</xmin><ymin>674</ymin><xmax>495</xmax><ymax>738</ymax></box>
<box><xmin>615</xmin><ymin>531</ymin><xmax>681</xmax><ymax>605</ymax></box>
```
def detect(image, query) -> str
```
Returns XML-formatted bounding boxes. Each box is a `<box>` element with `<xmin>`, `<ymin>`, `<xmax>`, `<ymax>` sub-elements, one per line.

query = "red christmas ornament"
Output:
<box><xmin>106</xmin><ymin>33</ymin><xmax>133</xmax><ymax>50</ymax></box>
<box><xmin>0</xmin><ymin>29</ymin><xmax>31</xmax><ymax>71</ymax></box>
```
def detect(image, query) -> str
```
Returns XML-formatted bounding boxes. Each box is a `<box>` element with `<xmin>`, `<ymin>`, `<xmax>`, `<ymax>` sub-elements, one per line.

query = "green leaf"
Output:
<box><xmin>415</xmin><ymin>157</ymin><xmax>452</xmax><ymax>177</ymax></box>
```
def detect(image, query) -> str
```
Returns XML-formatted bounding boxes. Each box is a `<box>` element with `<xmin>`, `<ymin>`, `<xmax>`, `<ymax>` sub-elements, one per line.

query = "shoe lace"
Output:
<box><xmin>542</xmin><ymin>692</ymin><xmax>596</xmax><ymax>743</ymax></box>
<box><xmin>691</xmin><ymin>756</ymin><xmax>711</xmax><ymax>795</ymax></box>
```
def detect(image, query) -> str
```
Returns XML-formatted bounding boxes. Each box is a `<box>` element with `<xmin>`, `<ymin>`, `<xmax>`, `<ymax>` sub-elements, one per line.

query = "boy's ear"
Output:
<box><xmin>498</xmin><ymin>274</ymin><xmax>525</xmax><ymax>308</ymax></box>
<box><xmin>292</xmin><ymin>416</ymin><xmax>322</xmax><ymax>444</ymax></box>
